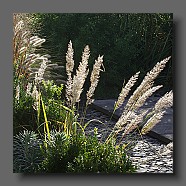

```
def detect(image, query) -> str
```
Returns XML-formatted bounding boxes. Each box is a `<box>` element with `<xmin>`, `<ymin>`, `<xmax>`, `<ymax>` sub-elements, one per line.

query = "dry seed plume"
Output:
<box><xmin>71</xmin><ymin>45</ymin><xmax>90</xmax><ymax>105</ymax></box>
<box><xmin>122</xmin><ymin>109</ymin><xmax>149</xmax><ymax>136</ymax></box>
<box><xmin>154</xmin><ymin>90</ymin><xmax>173</xmax><ymax>111</ymax></box>
<box><xmin>34</xmin><ymin>57</ymin><xmax>48</xmax><ymax>84</ymax></box>
<box><xmin>141</xmin><ymin>90</ymin><xmax>173</xmax><ymax>134</ymax></box>
<box><xmin>141</xmin><ymin>111</ymin><xmax>166</xmax><ymax>135</ymax></box>
<box><xmin>86</xmin><ymin>55</ymin><xmax>104</xmax><ymax>106</ymax></box>
<box><xmin>131</xmin><ymin>85</ymin><xmax>163</xmax><ymax>110</ymax></box>
<box><xmin>66</xmin><ymin>40</ymin><xmax>74</xmax><ymax>74</ymax></box>
<box><xmin>65</xmin><ymin>40</ymin><xmax>75</xmax><ymax>106</ymax></box>
<box><xmin>114</xmin><ymin>110</ymin><xmax>136</xmax><ymax>132</ymax></box>
<box><xmin>112</xmin><ymin>57</ymin><xmax>172</xmax><ymax>138</ymax></box>
<box><xmin>125</xmin><ymin>56</ymin><xmax>171</xmax><ymax>112</ymax></box>
<box><xmin>115</xmin><ymin>71</ymin><xmax>140</xmax><ymax>110</ymax></box>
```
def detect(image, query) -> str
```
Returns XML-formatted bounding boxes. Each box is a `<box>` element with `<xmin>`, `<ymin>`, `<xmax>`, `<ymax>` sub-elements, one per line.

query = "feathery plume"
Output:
<box><xmin>125</xmin><ymin>56</ymin><xmax>171</xmax><ymax>111</ymax></box>
<box><xmin>122</xmin><ymin>109</ymin><xmax>149</xmax><ymax>136</ymax></box>
<box><xmin>141</xmin><ymin>90</ymin><xmax>173</xmax><ymax>135</ymax></box>
<box><xmin>141</xmin><ymin>111</ymin><xmax>166</xmax><ymax>135</ymax></box>
<box><xmin>65</xmin><ymin>41</ymin><xmax>75</xmax><ymax>106</ymax></box>
<box><xmin>131</xmin><ymin>85</ymin><xmax>163</xmax><ymax>110</ymax></box>
<box><xmin>26</xmin><ymin>82</ymin><xmax>33</xmax><ymax>96</ymax></box>
<box><xmin>86</xmin><ymin>55</ymin><xmax>104</xmax><ymax>106</ymax></box>
<box><xmin>31</xmin><ymin>85</ymin><xmax>39</xmax><ymax>110</ymax></box>
<box><xmin>114</xmin><ymin>110</ymin><xmax>137</xmax><ymax>132</ymax></box>
<box><xmin>14</xmin><ymin>20</ymin><xmax>24</xmax><ymax>34</ymax></box>
<box><xmin>115</xmin><ymin>71</ymin><xmax>140</xmax><ymax>110</ymax></box>
<box><xmin>154</xmin><ymin>90</ymin><xmax>173</xmax><ymax>111</ymax></box>
<box><xmin>15</xmin><ymin>84</ymin><xmax>20</xmax><ymax>101</ymax></box>
<box><xmin>66</xmin><ymin>40</ymin><xmax>74</xmax><ymax>74</ymax></box>
<box><xmin>34</xmin><ymin>57</ymin><xmax>48</xmax><ymax>84</ymax></box>
<box><xmin>71</xmin><ymin>45</ymin><xmax>90</xmax><ymax>105</ymax></box>
<box><xmin>30</xmin><ymin>36</ymin><xmax>45</xmax><ymax>47</ymax></box>
<box><xmin>32</xmin><ymin>38</ymin><xmax>46</xmax><ymax>47</ymax></box>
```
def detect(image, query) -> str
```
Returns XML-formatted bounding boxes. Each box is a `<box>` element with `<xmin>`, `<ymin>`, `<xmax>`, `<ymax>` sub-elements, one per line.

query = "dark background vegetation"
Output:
<box><xmin>32</xmin><ymin>13</ymin><xmax>173</xmax><ymax>99</ymax></box>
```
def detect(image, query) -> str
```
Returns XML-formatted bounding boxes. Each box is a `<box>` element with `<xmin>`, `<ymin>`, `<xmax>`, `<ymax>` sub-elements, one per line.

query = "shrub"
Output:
<box><xmin>13</xmin><ymin>130</ymin><xmax>136</xmax><ymax>173</ymax></box>
<box><xmin>13</xmin><ymin>130</ymin><xmax>43</xmax><ymax>173</ymax></box>
<box><xmin>67</xmin><ymin>133</ymin><xmax>136</xmax><ymax>173</ymax></box>
<box><xmin>38</xmin><ymin>131</ymin><xmax>137</xmax><ymax>173</ymax></box>
<box><xmin>39</xmin><ymin>131</ymin><xmax>71</xmax><ymax>173</ymax></box>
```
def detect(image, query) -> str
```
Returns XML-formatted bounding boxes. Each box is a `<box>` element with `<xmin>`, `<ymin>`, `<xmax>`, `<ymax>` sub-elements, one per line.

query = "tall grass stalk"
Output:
<box><xmin>63</xmin><ymin>41</ymin><xmax>173</xmax><ymax>151</ymax></box>
<box><xmin>105</xmin><ymin>56</ymin><xmax>172</xmax><ymax>144</ymax></box>
<box><xmin>13</xmin><ymin>13</ymin><xmax>57</xmax><ymax>136</ymax></box>
<box><xmin>64</xmin><ymin>41</ymin><xmax>104</xmax><ymax>133</ymax></box>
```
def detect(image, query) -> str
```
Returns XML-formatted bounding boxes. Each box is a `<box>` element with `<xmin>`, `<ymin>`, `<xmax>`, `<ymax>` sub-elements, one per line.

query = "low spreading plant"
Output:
<box><xmin>13</xmin><ymin>130</ymin><xmax>136</xmax><ymax>173</ymax></box>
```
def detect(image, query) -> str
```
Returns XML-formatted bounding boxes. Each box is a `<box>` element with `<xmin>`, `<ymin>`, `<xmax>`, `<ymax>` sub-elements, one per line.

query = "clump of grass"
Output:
<box><xmin>13</xmin><ymin>13</ymin><xmax>64</xmax><ymax>135</ymax></box>
<box><xmin>63</xmin><ymin>41</ymin><xmax>173</xmax><ymax>160</ymax></box>
<box><xmin>105</xmin><ymin>56</ymin><xmax>173</xmax><ymax>145</ymax></box>
<box><xmin>62</xmin><ymin>41</ymin><xmax>105</xmax><ymax>136</ymax></box>
<box><xmin>63</xmin><ymin>40</ymin><xmax>173</xmax><ymax>145</ymax></box>
<box><xmin>65</xmin><ymin>41</ymin><xmax>104</xmax><ymax>109</ymax></box>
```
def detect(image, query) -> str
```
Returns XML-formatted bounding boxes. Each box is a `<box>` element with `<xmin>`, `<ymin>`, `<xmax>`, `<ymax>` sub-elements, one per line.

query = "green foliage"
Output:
<box><xmin>32</xmin><ymin>13</ymin><xmax>173</xmax><ymax>98</ymax></box>
<box><xmin>13</xmin><ymin>74</ymin><xmax>37</xmax><ymax>134</ymax></box>
<box><xmin>39</xmin><ymin>80</ymin><xmax>78</xmax><ymax>136</ymax></box>
<box><xmin>39</xmin><ymin>131</ymin><xmax>74</xmax><ymax>173</ymax></box>
<box><xmin>13</xmin><ymin>74</ymin><xmax>68</xmax><ymax>134</ymax></box>
<box><xmin>39</xmin><ymin>80</ymin><xmax>67</xmax><ymax>130</ymax></box>
<box><xmin>13</xmin><ymin>130</ymin><xmax>43</xmax><ymax>173</ymax></box>
<box><xmin>39</xmin><ymin>131</ymin><xmax>136</xmax><ymax>173</ymax></box>
<box><xmin>67</xmin><ymin>133</ymin><xmax>136</xmax><ymax>173</ymax></box>
<box><xmin>41</xmin><ymin>80</ymin><xmax>63</xmax><ymax>100</ymax></box>
<box><xmin>40</xmin><ymin>132</ymin><xmax>86</xmax><ymax>173</ymax></box>
<box><xmin>14</xmin><ymin>130</ymin><xmax>136</xmax><ymax>173</ymax></box>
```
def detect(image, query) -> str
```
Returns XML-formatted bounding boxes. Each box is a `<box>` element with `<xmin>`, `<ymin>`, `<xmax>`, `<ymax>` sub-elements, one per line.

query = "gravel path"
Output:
<box><xmin>78</xmin><ymin>107</ymin><xmax>173</xmax><ymax>173</ymax></box>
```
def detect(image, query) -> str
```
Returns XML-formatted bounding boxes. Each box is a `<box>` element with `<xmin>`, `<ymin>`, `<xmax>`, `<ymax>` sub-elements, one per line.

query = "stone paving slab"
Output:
<box><xmin>91</xmin><ymin>96</ymin><xmax>173</xmax><ymax>144</ymax></box>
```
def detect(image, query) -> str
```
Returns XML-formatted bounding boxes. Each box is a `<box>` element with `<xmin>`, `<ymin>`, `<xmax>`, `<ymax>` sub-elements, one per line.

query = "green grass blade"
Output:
<box><xmin>40</xmin><ymin>94</ymin><xmax>50</xmax><ymax>141</ymax></box>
